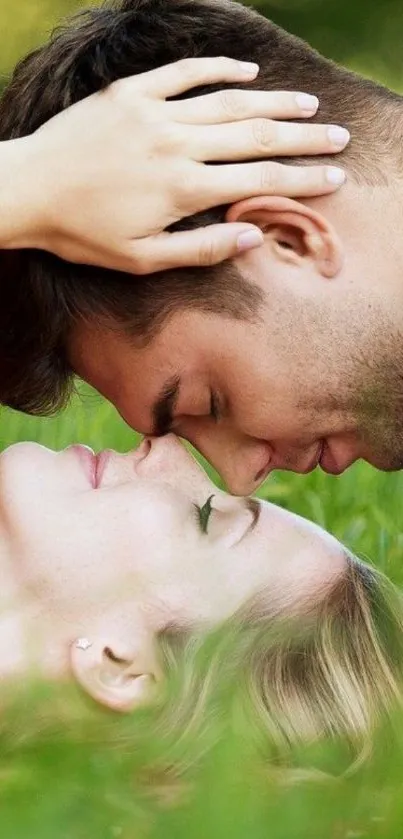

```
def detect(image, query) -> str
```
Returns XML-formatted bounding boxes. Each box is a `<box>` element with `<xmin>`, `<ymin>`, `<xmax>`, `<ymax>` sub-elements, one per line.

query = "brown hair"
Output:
<box><xmin>1</xmin><ymin>0</ymin><xmax>402</xmax><ymax>415</ymax></box>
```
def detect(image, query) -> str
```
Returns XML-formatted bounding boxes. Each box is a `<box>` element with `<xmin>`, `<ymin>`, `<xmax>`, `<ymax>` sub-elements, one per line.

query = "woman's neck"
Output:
<box><xmin>0</xmin><ymin>537</ymin><xmax>48</xmax><ymax>679</ymax></box>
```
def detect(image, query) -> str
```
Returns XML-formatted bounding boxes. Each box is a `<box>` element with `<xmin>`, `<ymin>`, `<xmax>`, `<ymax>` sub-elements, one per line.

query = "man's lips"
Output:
<box><xmin>319</xmin><ymin>440</ymin><xmax>358</xmax><ymax>475</ymax></box>
<box><xmin>272</xmin><ymin>439</ymin><xmax>358</xmax><ymax>477</ymax></box>
<box><xmin>256</xmin><ymin>440</ymin><xmax>324</xmax><ymax>482</ymax></box>
<box><xmin>298</xmin><ymin>440</ymin><xmax>324</xmax><ymax>474</ymax></box>
<box><xmin>258</xmin><ymin>437</ymin><xmax>360</xmax><ymax>481</ymax></box>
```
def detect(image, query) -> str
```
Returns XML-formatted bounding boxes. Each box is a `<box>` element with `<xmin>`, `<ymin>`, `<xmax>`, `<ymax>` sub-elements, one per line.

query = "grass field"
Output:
<box><xmin>1</xmin><ymin>391</ymin><xmax>403</xmax><ymax>838</ymax></box>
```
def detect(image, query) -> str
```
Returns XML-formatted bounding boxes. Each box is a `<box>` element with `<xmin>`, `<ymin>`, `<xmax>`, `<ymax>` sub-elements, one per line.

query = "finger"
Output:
<box><xmin>134</xmin><ymin>56</ymin><xmax>259</xmax><ymax>98</ymax></box>
<box><xmin>185</xmin><ymin>120</ymin><xmax>350</xmax><ymax>162</ymax></box>
<box><xmin>184</xmin><ymin>161</ymin><xmax>346</xmax><ymax>209</ymax></box>
<box><xmin>170</xmin><ymin>89</ymin><xmax>319</xmax><ymax>125</ymax></box>
<box><xmin>126</xmin><ymin>224</ymin><xmax>265</xmax><ymax>274</ymax></box>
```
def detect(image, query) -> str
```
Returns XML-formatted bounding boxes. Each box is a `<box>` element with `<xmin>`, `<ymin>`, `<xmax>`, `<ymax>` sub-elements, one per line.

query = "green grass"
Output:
<box><xmin>1</xmin><ymin>391</ymin><xmax>403</xmax><ymax>838</ymax></box>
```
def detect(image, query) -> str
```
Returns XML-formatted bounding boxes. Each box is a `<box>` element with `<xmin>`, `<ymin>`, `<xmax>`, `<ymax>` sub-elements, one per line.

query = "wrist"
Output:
<box><xmin>0</xmin><ymin>136</ymin><xmax>50</xmax><ymax>251</ymax></box>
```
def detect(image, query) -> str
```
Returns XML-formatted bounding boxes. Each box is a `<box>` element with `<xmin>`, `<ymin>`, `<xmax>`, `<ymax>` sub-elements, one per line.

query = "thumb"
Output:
<box><xmin>128</xmin><ymin>224</ymin><xmax>264</xmax><ymax>274</ymax></box>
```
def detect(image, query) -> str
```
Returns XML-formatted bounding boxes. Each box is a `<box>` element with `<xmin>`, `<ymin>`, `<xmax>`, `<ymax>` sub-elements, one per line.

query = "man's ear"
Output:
<box><xmin>70</xmin><ymin>628</ymin><xmax>160</xmax><ymax>713</ymax></box>
<box><xmin>226</xmin><ymin>196</ymin><xmax>343</xmax><ymax>279</ymax></box>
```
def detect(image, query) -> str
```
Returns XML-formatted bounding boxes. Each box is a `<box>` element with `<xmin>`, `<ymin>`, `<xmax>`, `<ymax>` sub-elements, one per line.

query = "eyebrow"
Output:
<box><xmin>242</xmin><ymin>497</ymin><xmax>261</xmax><ymax>541</ymax></box>
<box><xmin>152</xmin><ymin>375</ymin><xmax>181</xmax><ymax>436</ymax></box>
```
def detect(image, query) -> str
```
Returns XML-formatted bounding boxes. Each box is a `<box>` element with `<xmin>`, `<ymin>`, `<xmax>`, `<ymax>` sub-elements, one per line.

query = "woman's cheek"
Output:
<box><xmin>121</xmin><ymin>493</ymin><xmax>188</xmax><ymax>541</ymax></box>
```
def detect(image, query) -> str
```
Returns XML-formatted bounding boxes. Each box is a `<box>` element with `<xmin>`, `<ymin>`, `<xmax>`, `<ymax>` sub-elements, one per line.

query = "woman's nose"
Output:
<box><xmin>141</xmin><ymin>435</ymin><xmax>213</xmax><ymax>490</ymax></box>
<box><xmin>145</xmin><ymin>434</ymin><xmax>188</xmax><ymax>462</ymax></box>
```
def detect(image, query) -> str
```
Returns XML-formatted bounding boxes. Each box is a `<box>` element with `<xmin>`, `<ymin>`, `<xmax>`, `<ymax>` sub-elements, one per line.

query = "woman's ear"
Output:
<box><xmin>226</xmin><ymin>196</ymin><xmax>343</xmax><ymax>279</ymax></box>
<box><xmin>70</xmin><ymin>631</ymin><xmax>160</xmax><ymax>712</ymax></box>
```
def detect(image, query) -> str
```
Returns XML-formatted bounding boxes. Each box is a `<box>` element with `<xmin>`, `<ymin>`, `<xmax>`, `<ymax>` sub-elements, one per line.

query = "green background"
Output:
<box><xmin>1</xmin><ymin>1</ymin><xmax>403</xmax><ymax>837</ymax></box>
<box><xmin>2</xmin><ymin>0</ymin><xmax>403</xmax><ymax>88</ymax></box>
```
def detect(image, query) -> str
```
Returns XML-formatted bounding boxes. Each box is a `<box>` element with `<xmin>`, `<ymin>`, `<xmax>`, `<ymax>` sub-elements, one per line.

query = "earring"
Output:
<box><xmin>75</xmin><ymin>638</ymin><xmax>93</xmax><ymax>651</ymax></box>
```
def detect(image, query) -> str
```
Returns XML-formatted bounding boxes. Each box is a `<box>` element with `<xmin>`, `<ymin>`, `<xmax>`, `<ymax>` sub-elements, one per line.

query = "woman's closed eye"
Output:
<box><xmin>193</xmin><ymin>495</ymin><xmax>261</xmax><ymax>542</ymax></box>
<box><xmin>194</xmin><ymin>495</ymin><xmax>215</xmax><ymax>534</ymax></box>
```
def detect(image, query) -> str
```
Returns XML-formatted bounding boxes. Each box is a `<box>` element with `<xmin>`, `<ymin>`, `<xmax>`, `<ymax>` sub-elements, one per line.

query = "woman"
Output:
<box><xmin>1</xmin><ymin>433</ymin><xmax>401</xmax><ymax>750</ymax></box>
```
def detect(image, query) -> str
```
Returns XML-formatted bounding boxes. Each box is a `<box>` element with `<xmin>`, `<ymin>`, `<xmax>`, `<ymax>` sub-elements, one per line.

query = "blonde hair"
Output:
<box><xmin>156</xmin><ymin>557</ymin><xmax>403</xmax><ymax>766</ymax></box>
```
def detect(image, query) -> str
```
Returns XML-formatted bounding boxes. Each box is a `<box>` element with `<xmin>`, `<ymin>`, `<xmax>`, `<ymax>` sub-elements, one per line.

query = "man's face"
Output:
<box><xmin>69</xmin><ymin>191</ymin><xmax>403</xmax><ymax>495</ymax></box>
<box><xmin>69</xmin><ymin>299</ymin><xmax>403</xmax><ymax>495</ymax></box>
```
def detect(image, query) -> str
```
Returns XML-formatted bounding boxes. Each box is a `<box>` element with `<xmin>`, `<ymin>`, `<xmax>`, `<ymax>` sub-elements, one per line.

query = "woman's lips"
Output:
<box><xmin>69</xmin><ymin>438</ymin><xmax>153</xmax><ymax>489</ymax></box>
<box><xmin>94</xmin><ymin>450</ymin><xmax>112</xmax><ymax>487</ymax></box>
<box><xmin>68</xmin><ymin>445</ymin><xmax>97</xmax><ymax>486</ymax></box>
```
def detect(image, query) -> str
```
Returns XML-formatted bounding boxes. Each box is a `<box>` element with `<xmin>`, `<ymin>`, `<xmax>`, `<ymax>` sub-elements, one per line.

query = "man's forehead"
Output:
<box><xmin>68</xmin><ymin>318</ymin><xmax>202</xmax><ymax>431</ymax></box>
<box><xmin>70</xmin><ymin>307</ymin><xmax>220</xmax><ymax>376</ymax></box>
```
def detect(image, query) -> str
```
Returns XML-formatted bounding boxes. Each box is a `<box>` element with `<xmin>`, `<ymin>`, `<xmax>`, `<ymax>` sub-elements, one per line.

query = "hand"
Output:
<box><xmin>6</xmin><ymin>56</ymin><xmax>348</xmax><ymax>274</ymax></box>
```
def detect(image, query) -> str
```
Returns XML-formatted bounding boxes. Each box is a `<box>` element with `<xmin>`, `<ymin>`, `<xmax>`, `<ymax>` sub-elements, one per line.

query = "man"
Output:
<box><xmin>1</xmin><ymin>0</ymin><xmax>402</xmax><ymax>495</ymax></box>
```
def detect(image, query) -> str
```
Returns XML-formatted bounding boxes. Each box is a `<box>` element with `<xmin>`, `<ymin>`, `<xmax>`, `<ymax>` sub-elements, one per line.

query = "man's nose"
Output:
<box><xmin>185</xmin><ymin>428</ymin><xmax>273</xmax><ymax>496</ymax></box>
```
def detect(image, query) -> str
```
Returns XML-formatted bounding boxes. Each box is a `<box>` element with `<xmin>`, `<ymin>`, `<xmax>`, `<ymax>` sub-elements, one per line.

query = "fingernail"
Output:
<box><xmin>328</xmin><ymin>126</ymin><xmax>350</xmax><ymax>148</ymax></box>
<box><xmin>238</xmin><ymin>61</ymin><xmax>260</xmax><ymax>75</ymax></box>
<box><xmin>326</xmin><ymin>166</ymin><xmax>346</xmax><ymax>185</ymax></box>
<box><xmin>237</xmin><ymin>229</ymin><xmax>264</xmax><ymax>252</ymax></box>
<box><xmin>296</xmin><ymin>93</ymin><xmax>319</xmax><ymax>113</ymax></box>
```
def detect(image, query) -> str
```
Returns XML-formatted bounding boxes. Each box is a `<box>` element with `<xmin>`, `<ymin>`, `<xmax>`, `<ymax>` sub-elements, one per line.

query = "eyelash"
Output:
<box><xmin>210</xmin><ymin>391</ymin><xmax>221</xmax><ymax>422</ymax></box>
<box><xmin>194</xmin><ymin>495</ymin><xmax>215</xmax><ymax>534</ymax></box>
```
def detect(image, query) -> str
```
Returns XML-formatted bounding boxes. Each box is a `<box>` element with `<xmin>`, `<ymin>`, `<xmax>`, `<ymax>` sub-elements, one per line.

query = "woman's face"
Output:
<box><xmin>0</xmin><ymin>435</ymin><xmax>346</xmax><ymax>706</ymax></box>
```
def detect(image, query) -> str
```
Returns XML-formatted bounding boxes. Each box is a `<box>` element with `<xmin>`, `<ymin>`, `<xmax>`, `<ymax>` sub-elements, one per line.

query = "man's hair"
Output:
<box><xmin>1</xmin><ymin>0</ymin><xmax>402</xmax><ymax>415</ymax></box>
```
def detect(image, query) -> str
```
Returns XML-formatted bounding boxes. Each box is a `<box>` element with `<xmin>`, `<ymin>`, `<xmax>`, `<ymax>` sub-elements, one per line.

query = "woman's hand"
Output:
<box><xmin>1</xmin><ymin>56</ymin><xmax>348</xmax><ymax>274</ymax></box>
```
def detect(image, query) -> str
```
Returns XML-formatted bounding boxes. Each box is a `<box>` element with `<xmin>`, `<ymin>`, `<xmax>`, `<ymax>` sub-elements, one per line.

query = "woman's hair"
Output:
<box><xmin>3</xmin><ymin>553</ymin><xmax>400</xmax><ymax>788</ymax></box>
<box><xmin>156</xmin><ymin>555</ymin><xmax>403</xmax><ymax>764</ymax></box>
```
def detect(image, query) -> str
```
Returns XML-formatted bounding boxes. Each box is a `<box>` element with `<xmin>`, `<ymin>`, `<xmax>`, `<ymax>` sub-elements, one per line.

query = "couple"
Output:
<box><xmin>1</xmin><ymin>0</ymin><xmax>403</xmax><ymax>755</ymax></box>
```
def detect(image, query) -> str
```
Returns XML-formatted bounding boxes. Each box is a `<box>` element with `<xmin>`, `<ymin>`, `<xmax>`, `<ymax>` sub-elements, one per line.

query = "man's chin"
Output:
<box><xmin>366</xmin><ymin>456</ymin><xmax>403</xmax><ymax>473</ymax></box>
